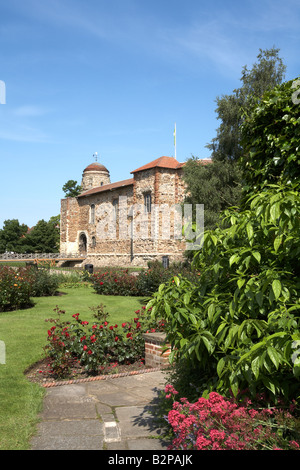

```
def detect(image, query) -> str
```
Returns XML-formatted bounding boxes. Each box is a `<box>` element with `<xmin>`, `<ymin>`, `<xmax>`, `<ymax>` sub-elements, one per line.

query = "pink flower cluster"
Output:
<box><xmin>165</xmin><ymin>386</ymin><xmax>300</xmax><ymax>451</ymax></box>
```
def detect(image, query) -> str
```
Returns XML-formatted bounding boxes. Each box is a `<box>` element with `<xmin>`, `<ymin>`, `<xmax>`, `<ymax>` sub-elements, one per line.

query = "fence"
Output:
<box><xmin>0</xmin><ymin>253</ymin><xmax>85</xmax><ymax>260</ymax></box>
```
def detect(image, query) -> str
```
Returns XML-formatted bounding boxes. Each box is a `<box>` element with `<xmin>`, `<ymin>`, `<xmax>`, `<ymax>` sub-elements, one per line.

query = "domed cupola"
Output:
<box><xmin>81</xmin><ymin>162</ymin><xmax>111</xmax><ymax>191</ymax></box>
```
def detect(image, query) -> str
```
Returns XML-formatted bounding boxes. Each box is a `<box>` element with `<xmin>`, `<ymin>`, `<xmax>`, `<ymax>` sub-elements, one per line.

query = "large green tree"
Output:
<box><xmin>0</xmin><ymin>219</ymin><xmax>29</xmax><ymax>253</ymax></box>
<box><xmin>149</xmin><ymin>78</ymin><xmax>300</xmax><ymax>405</ymax></box>
<box><xmin>182</xmin><ymin>48</ymin><xmax>286</xmax><ymax>233</ymax></box>
<box><xmin>183</xmin><ymin>158</ymin><xmax>242</xmax><ymax>231</ymax></box>
<box><xmin>25</xmin><ymin>218</ymin><xmax>60</xmax><ymax>253</ymax></box>
<box><xmin>207</xmin><ymin>47</ymin><xmax>286</xmax><ymax>163</ymax></box>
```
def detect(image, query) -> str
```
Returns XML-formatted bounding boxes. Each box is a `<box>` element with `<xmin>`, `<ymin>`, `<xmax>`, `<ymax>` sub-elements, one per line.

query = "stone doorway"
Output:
<box><xmin>79</xmin><ymin>233</ymin><xmax>87</xmax><ymax>255</ymax></box>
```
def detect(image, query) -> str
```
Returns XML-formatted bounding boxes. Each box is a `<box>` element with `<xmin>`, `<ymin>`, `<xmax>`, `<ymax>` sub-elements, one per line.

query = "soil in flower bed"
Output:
<box><xmin>25</xmin><ymin>357</ymin><xmax>148</xmax><ymax>385</ymax></box>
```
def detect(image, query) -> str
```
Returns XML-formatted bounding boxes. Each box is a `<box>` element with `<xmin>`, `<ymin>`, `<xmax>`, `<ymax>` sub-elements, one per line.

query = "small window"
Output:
<box><xmin>91</xmin><ymin>236</ymin><xmax>96</xmax><ymax>248</ymax></box>
<box><xmin>144</xmin><ymin>193</ymin><xmax>151</xmax><ymax>213</ymax></box>
<box><xmin>90</xmin><ymin>204</ymin><xmax>95</xmax><ymax>224</ymax></box>
<box><xmin>113</xmin><ymin>198</ymin><xmax>118</xmax><ymax>221</ymax></box>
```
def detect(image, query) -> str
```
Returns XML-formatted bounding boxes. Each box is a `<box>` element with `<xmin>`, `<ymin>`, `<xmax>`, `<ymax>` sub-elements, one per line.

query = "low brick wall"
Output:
<box><xmin>143</xmin><ymin>332</ymin><xmax>172</xmax><ymax>369</ymax></box>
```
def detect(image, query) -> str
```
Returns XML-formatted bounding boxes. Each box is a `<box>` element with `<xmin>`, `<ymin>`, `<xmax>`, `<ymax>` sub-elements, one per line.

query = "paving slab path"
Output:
<box><xmin>30</xmin><ymin>370</ymin><xmax>171</xmax><ymax>451</ymax></box>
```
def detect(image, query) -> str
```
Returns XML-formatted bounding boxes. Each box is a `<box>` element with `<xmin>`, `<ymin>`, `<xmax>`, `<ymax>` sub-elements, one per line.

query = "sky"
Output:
<box><xmin>0</xmin><ymin>0</ymin><xmax>299</xmax><ymax>229</ymax></box>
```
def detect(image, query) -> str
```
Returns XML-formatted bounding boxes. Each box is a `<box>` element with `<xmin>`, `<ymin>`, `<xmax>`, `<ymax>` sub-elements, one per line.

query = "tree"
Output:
<box><xmin>62</xmin><ymin>180</ymin><xmax>82</xmax><ymax>197</ymax></box>
<box><xmin>183</xmin><ymin>158</ymin><xmax>242</xmax><ymax>231</ymax></box>
<box><xmin>0</xmin><ymin>219</ymin><xmax>28</xmax><ymax>253</ymax></box>
<box><xmin>241</xmin><ymin>77</ymin><xmax>300</xmax><ymax>194</ymax></box>
<box><xmin>25</xmin><ymin>218</ymin><xmax>60</xmax><ymax>253</ymax></box>
<box><xmin>149</xmin><ymin>78</ymin><xmax>300</xmax><ymax>405</ymax></box>
<box><xmin>207</xmin><ymin>47</ymin><xmax>286</xmax><ymax>163</ymax></box>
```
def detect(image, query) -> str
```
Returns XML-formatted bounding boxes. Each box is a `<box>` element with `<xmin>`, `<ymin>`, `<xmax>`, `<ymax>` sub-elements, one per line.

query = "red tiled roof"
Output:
<box><xmin>131</xmin><ymin>156</ymin><xmax>183</xmax><ymax>173</ymax></box>
<box><xmin>131</xmin><ymin>156</ymin><xmax>212</xmax><ymax>173</ymax></box>
<box><xmin>78</xmin><ymin>178</ymin><xmax>134</xmax><ymax>198</ymax></box>
<box><xmin>83</xmin><ymin>163</ymin><xmax>109</xmax><ymax>173</ymax></box>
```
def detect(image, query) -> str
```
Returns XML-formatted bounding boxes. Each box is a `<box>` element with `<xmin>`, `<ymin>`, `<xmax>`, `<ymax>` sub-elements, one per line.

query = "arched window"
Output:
<box><xmin>91</xmin><ymin>236</ymin><xmax>96</xmax><ymax>248</ymax></box>
<box><xmin>144</xmin><ymin>193</ymin><xmax>151</xmax><ymax>213</ymax></box>
<box><xmin>90</xmin><ymin>204</ymin><xmax>95</xmax><ymax>224</ymax></box>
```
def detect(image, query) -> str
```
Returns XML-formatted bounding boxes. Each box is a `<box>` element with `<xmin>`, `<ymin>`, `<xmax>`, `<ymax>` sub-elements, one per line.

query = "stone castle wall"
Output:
<box><xmin>60</xmin><ymin>161</ymin><xmax>189</xmax><ymax>267</ymax></box>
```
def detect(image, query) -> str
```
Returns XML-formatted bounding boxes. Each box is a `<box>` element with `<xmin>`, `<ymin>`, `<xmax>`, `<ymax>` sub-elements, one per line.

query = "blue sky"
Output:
<box><xmin>0</xmin><ymin>0</ymin><xmax>299</xmax><ymax>229</ymax></box>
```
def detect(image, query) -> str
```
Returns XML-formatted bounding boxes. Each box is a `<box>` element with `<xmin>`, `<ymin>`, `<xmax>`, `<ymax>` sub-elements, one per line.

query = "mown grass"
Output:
<box><xmin>0</xmin><ymin>284</ymin><xmax>147</xmax><ymax>450</ymax></box>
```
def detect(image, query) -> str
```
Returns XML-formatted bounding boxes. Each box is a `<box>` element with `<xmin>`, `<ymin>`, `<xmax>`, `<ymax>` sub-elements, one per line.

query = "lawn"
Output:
<box><xmin>0</xmin><ymin>284</ymin><xmax>147</xmax><ymax>450</ymax></box>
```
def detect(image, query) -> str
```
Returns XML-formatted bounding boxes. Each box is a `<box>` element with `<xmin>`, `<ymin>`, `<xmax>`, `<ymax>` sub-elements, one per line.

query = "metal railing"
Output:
<box><xmin>0</xmin><ymin>253</ymin><xmax>85</xmax><ymax>260</ymax></box>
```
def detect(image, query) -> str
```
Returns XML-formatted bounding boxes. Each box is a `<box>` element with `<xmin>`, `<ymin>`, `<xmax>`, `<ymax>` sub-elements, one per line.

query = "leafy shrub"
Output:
<box><xmin>30</xmin><ymin>268</ymin><xmax>60</xmax><ymax>297</ymax></box>
<box><xmin>148</xmin><ymin>79</ymin><xmax>300</xmax><ymax>406</ymax></box>
<box><xmin>0</xmin><ymin>266</ymin><xmax>35</xmax><ymax>311</ymax></box>
<box><xmin>0</xmin><ymin>265</ymin><xmax>63</xmax><ymax>312</ymax></box>
<box><xmin>44</xmin><ymin>304</ymin><xmax>164</xmax><ymax>378</ymax></box>
<box><xmin>91</xmin><ymin>262</ymin><xmax>199</xmax><ymax>297</ymax></box>
<box><xmin>162</xmin><ymin>385</ymin><xmax>300</xmax><ymax>450</ymax></box>
<box><xmin>91</xmin><ymin>268</ymin><xmax>140</xmax><ymax>296</ymax></box>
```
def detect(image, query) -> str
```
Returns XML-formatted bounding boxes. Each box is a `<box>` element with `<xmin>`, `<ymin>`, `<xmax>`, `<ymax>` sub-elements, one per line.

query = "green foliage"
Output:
<box><xmin>0</xmin><ymin>216</ymin><xmax>60</xmax><ymax>254</ymax></box>
<box><xmin>0</xmin><ymin>266</ymin><xmax>61</xmax><ymax>312</ymax></box>
<box><xmin>0</xmin><ymin>219</ymin><xmax>29</xmax><ymax>253</ymax></box>
<box><xmin>0</xmin><ymin>266</ymin><xmax>34</xmax><ymax>312</ymax></box>
<box><xmin>207</xmin><ymin>47</ymin><xmax>286</xmax><ymax>163</ymax></box>
<box><xmin>183</xmin><ymin>158</ymin><xmax>242</xmax><ymax>231</ymax></box>
<box><xmin>149</xmin><ymin>186</ymin><xmax>300</xmax><ymax>403</ymax></box>
<box><xmin>241</xmin><ymin>77</ymin><xmax>300</xmax><ymax>193</ymax></box>
<box><xmin>30</xmin><ymin>269</ymin><xmax>60</xmax><ymax>297</ymax></box>
<box><xmin>91</xmin><ymin>268</ymin><xmax>140</xmax><ymax>296</ymax></box>
<box><xmin>91</xmin><ymin>261</ymin><xmax>199</xmax><ymax>297</ymax></box>
<box><xmin>148</xmin><ymin>77</ymin><xmax>300</xmax><ymax>406</ymax></box>
<box><xmin>62</xmin><ymin>179</ymin><xmax>82</xmax><ymax>197</ymax></box>
<box><xmin>24</xmin><ymin>218</ymin><xmax>60</xmax><ymax>253</ymax></box>
<box><xmin>44</xmin><ymin>304</ymin><xmax>163</xmax><ymax>377</ymax></box>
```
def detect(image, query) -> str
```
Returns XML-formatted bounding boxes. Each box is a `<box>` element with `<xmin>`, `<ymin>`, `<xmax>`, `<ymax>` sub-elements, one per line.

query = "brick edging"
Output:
<box><xmin>41</xmin><ymin>366</ymin><xmax>164</xmax><ymax>388</ymax></box>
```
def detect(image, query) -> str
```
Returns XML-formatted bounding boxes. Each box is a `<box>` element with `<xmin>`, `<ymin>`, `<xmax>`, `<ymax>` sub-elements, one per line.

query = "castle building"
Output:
<box><xmin>60</xmin><ymin>156</ymin><xmax>211</xmax><ymax>267</ymax></box>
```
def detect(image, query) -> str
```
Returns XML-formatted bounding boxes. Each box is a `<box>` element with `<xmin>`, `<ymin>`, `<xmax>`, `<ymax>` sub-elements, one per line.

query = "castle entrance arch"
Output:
<box><xmin>79</xmin><ymin>233</ymin><xmax>87</xmax><ymax>256</ymax></box>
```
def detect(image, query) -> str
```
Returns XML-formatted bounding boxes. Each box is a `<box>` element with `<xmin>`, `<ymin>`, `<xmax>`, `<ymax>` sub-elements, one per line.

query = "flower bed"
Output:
<box><xmin>92</xmin><ymin>268</ymin><xmax>140</xmax><ymax>296</ymax></box>
<box><xmin>0</xmin><ymin>265</ymin><xmax>35</xmax><ymax>311</ymax></box>
<box><xmin>43</xmin><ymin>304</ymin><xmax>165</xmax><ymax>379</ymax></box>
<box><xmin>91</xmin><ymin>262</ymin><xmax>199</xmax><ymax>297</ymax></box>
<box><xmin>0</xmin><ymin>265</ymin><xmax>61</xmax><ymax>312</ymax></box>
<box><xmin>162</xmin><ymin>385</ymin><xmax>300</xmax><ymax>451</ymax></box>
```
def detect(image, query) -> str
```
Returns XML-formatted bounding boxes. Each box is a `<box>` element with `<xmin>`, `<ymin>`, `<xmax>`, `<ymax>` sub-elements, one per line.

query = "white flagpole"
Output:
<box><xmin>174</xmin><ymin>123</ymin><xmax>177</xmax><ymax>160</ymax></box>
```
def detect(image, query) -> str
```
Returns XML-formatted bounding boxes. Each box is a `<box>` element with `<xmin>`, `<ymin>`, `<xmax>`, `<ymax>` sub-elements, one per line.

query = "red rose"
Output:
<box><xmin>87</xmin><ymin>350</ymin><xmax>92</xmax><ymax>355</ymax></box>
<box><xmin>100</xmin><ymin>282</ymin><xmax>104</xmax><ymax>285</ymax></box>
<box><xmin>115</xmin><ymin>336</ymin><xmax>119</xmax><ymax>342</ymax></box>
<box><xmin>83</xmin><ymin>345</ymin><xmax>88</xmax><ymax>350</ymax></box>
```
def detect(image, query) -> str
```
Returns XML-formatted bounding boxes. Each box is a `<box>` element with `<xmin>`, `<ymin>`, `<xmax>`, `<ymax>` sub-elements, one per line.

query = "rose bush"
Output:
<box><xmin>91</xmin><ymin>262</ymin><xmax>199</xmax><ymax>297</ymax></box>
<box><xmin>0</xmin><ymin>266</ymin><xmax>35</xmax><ymax>311</ymax></box>
<box><xmin>44</xmin><ymin>304</ymin><xmax>165</xmax><ymax>377</ymax></box>
<box><xmin>0</xmin><ymin>265</ymin><xmax>61</xmax><ymax>312</ymax></box>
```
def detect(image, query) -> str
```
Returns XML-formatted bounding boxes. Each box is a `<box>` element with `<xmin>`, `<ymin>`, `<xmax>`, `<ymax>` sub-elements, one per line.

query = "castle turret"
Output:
<box><xmin>81</xmin><ymin>162</ymin><xmax>110</xmax><ymax>191</ymax></box>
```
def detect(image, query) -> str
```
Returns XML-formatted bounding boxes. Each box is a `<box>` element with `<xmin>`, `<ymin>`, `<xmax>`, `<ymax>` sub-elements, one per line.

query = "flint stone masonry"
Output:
<box><xmin>60</xmin><ymin>156</ymin><xmax>211</xmax><ymax>267</ymax></box>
